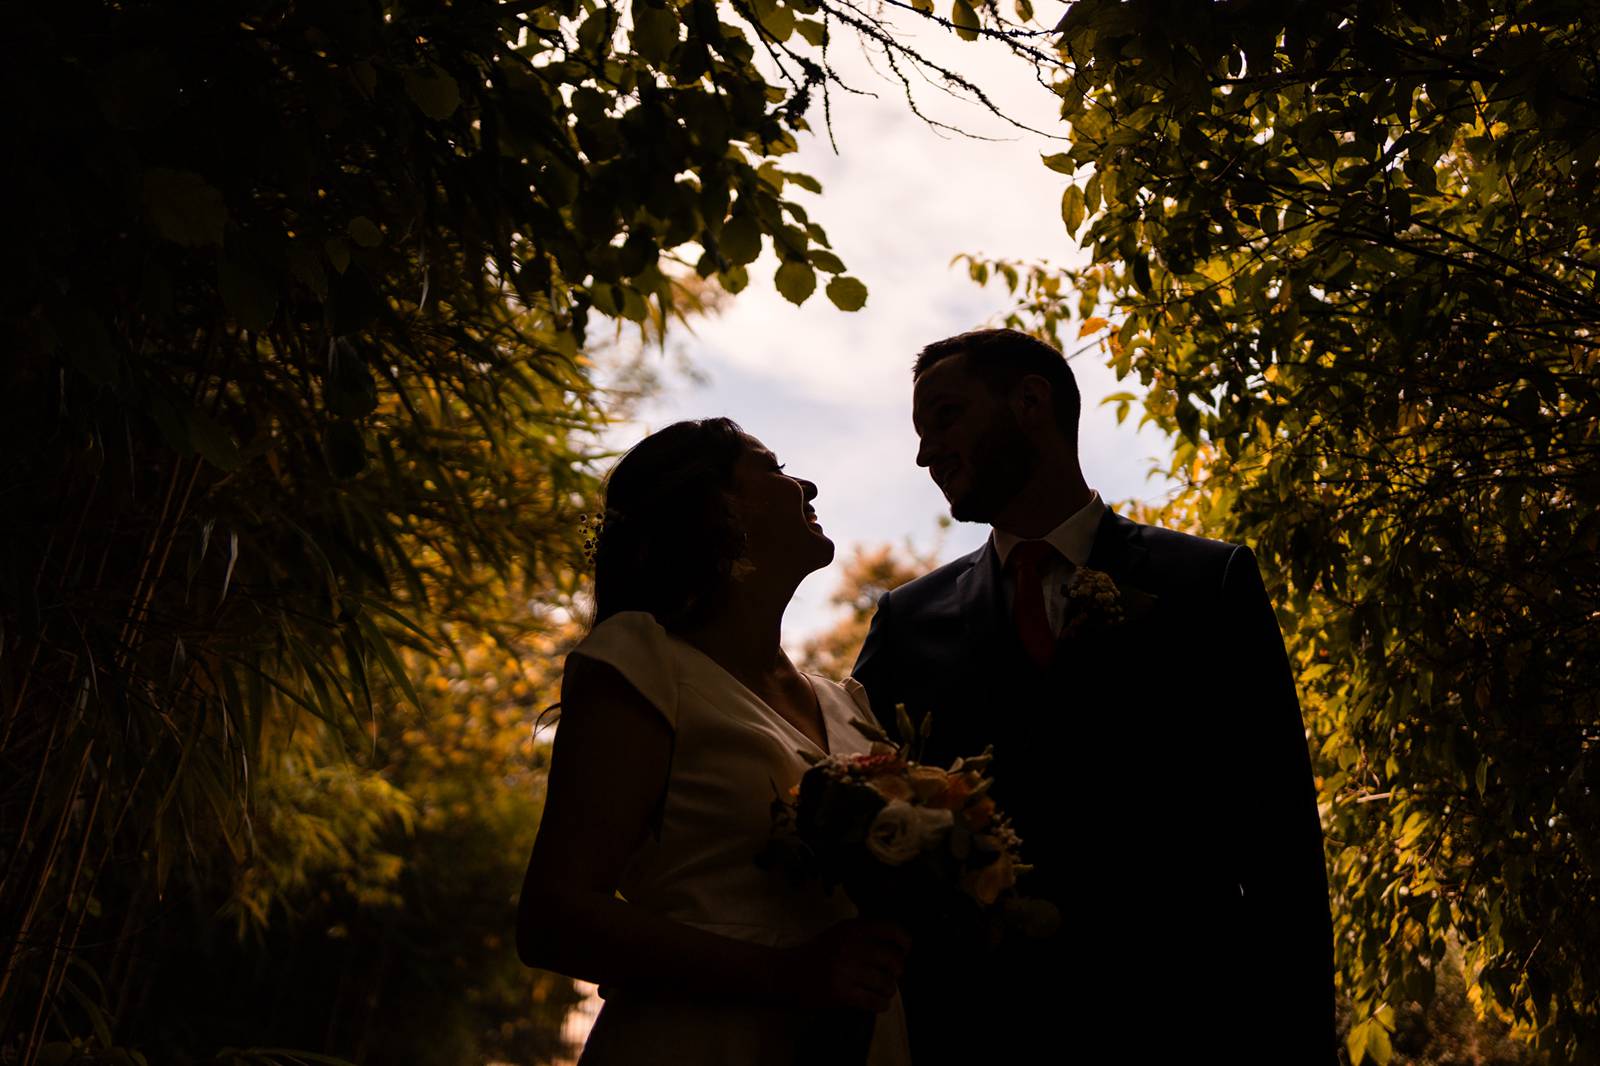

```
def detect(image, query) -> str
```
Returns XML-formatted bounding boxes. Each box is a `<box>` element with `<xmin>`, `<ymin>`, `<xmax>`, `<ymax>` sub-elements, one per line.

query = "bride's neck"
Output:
<box><xmin>678</xmin><ymin>583</ymin><xmax>792</xmax><ymax>682</ymax></box>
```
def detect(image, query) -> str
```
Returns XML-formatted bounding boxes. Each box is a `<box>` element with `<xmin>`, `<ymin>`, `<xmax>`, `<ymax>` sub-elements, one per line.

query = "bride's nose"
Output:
<box><xmin>799</xmin><ymin>479</ymin><xmax>818</xmax><ymax>502</ymax></box>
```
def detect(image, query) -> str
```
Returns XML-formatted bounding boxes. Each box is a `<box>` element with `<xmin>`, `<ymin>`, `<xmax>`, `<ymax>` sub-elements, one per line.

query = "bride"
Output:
<box><xmin>517</xmin><ymin>418</ymin><xmax>913</xmax><ymax>1065</ymax></box>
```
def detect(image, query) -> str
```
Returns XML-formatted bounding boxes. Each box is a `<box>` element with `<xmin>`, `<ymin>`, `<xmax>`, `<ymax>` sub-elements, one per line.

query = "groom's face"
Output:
<box><xmin>912</xmin><ymin>355</ymin><xmax>1038</xmax><ymax>523</ymax></box>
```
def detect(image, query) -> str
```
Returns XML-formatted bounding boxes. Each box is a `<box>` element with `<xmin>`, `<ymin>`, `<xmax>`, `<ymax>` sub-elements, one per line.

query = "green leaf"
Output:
<box><xmin>1042</xmin><ymin>153</ymin><xmax>1075</xmax><ymax>174</ymax></box>
<box><xmin>1061</xmin><ymin>184</ymin><xmax>1086</xmax><ymax>237</ymax></box>
<box><xmin>775</xmin><ymin>259</ymin><xmax>816</xmax><ymax>305</ymax></box>
<box><xmin>825</xmin><ymin>275</ymin><xmax>867</xmax><ymax>311</ymax></box>
<box><xmin>54</xmin><ymin>309</ymin><xmax>119</xmax><ymax>386</ymax></box>
<box><xmin>324</xmin><ymin>421</ymin><xmax>368</xmax><ymax>478</ymax></box>
<box><xmin>356</xmin><ymin>613</ymin><xmax>424</xmax><ymax>712</ymax></box>
<box><xmin>795</xmin><ymin>19</ymin><xmax>827</xmax><ymax>46</ymax></box>
<box><xmin>327</xmin><ymin>339</ymin><xmax>379</xmax><ymax>418</ymax></box>
<box><xmin>1347</xmin><ymin>1019</ymin><xmax>1371</xmax><ymax>1065</ymax></box>
<box><xmin>756</xmin><ymin>161</ymin><xmax>786</xmax><ymax>192</ymax></box>
<box><xmin>631</xmin><ymin>5</ymin><xmax>680</xmax><ymax>65</ymax></box>
<box><xmin>188</xmin><ymin>409</ymin><xmax>242</xmax><ymax>472</ymax></box>
<box><xmin>38</xmin><ymin>1043</ymin><xmax>77</xmax><ymax>1066</ymax></box>
<box><xmin>951</xmin><ymin>0</ymin><xmax>980</xmax><ymax>40</ymax></box>
<box><xmin>348</xmin><ymin>217</ymin><xmax>383</xmax><ymax>248</ymax></box>
<box><xmin>406</xmin><ymin>65</ymin><xmax>461</xmax><ymax>120</ymax></box>
<box><xmin>590</xmin><ymin>282</ymin><xmax>623</xmax><ymax>316</ymax></box>
<box><xmin>1386</xmin><ymin>185</ymin><xmax>1411</xmax><ymax>226</ymax></box>
<box><xmin>576</xmin><ymin>7</ymin><xmax>617</xmax><ymax>53</ymax></box>
<box><xmin>1368</xmin><ymin>1022</ymin><xmax>1394</xmax><ymax>1064</ymax></box>
<box><xmin>783</xmin><ymin>170</ymin><xmax>823</xmax><ymax>194</ymax></box>
<box><xmin>1131</xmin><ymin>252</ymin><xmax>1152</xmax><ymax>294</ymax></box>
<box><xmin>720</xmin><ymin>213</ymin><xmax>763</xmax><ymax>265</ymax></box>
<box><xmin>325</xmin><ymin>238</ymin><xmax>351</xmax><ymax>274</ymax></box>
<box><xmin>350</xmin><ymin>593</ymin><xmax>439</xmax><ymax>649</ymax></box>
<box><xmin>220</xmin><ymin>251</ymin><xmax>278</xmax><ymax>332</ymax></box>
<box><xmin>1396</xmin><ymin>810</ymin><xmax>1428</xmax><ymax>849</ymax></box>
<box><xmin>620</xmin><ymin>286</ymin><xmax>649</xmax><ymax>322</ymax></box>
<box><xmin>287</xmin><ymin>241</ymin><xmax>329</xmax><ymax>299</ymax></box>
<box><xmin>750</xmin><ymin>0</ymin><xmax>796</xmax><ymax>41</ymax></box>
<box><xmin>143</xmin><ymin>168</ymin><xmax>227</xmax><ymax>247</ymax></box>
<box><xmin>329</xmin><ymin>265</ymin><xmax>382</xmax><ymax>334</ymax></box>
<box><xmin>809</xmin><ymin>248</ymin><xmax>846</xmax><ymax>273</ymax></box>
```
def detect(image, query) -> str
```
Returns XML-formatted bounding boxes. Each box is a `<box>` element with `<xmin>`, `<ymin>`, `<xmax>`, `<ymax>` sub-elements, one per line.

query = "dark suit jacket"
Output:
<box><xmin>852</xmin><ymin>510</ymin><xmax>1337</xmax><ymax>1064</ymax></box>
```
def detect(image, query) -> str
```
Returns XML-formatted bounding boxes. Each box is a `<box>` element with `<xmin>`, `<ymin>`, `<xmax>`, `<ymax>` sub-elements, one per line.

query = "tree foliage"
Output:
<box><xmin>968</xmin><ymin>1</ymin><xmax>1600</xmax><ymax>1060</ymax></box>
<box><xmin>1</xmin><ymin>0</ymin><xmax>873</xmax><ymax>1059</ymax></box>
<box><xmin>69</xmin><ymin>602</ymin><xmax>588</xmax><ymax>1066</ymax></box>
<box><xmin>797</xmin><ymin>541</ymin><xmax>940</xmax><ymax>677</ymax></box>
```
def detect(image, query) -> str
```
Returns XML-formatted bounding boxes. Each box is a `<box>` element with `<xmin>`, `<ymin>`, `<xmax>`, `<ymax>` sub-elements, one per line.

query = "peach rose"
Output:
<box><xmin>962</xmin><ymin>796</ymin><xmax>997</xmax><ymax>831</ymax></box>
<box><xmin>907</xmin><ymin>766</ymin><xmax>950</xmax><ymax>804</ymax></box>
<box><xmin>866</xmin><ymin>775</ymin><xmax>914</xmax><ymax>803</ymax></box>
<box><xmin>928</xmin><ymin>770</ymin><xmax>984</xmax><ymax>811</ymax></box>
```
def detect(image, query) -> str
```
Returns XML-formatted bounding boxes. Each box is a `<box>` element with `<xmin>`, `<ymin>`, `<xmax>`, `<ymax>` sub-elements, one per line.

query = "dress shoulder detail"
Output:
<box><xmin>566</xmin><ymin>611</ymin><xmax>679</xmax><ymax>727</ymax></box>
<box><xmin>840</xmin><ymin>676</ymin><xmax>880</xmax><ymax>726</ymax></box>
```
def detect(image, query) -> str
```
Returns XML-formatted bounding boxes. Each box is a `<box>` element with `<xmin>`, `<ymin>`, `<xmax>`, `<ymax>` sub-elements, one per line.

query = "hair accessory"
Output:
<box><xmin>579</xmin><ymin>512</ymin><xmax>602</xmax><ymax>566</ymax></box>
<box><xmin>579</xmin><ymin>508</ymin><xmax>627</xmax><ymax>567</ymax></box>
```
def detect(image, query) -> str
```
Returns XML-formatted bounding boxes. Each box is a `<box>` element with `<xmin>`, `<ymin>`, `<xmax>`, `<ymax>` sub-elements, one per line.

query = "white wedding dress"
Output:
<box><xmin>562</xmin><ymin>610</ymin><xmax>911</xmax><ymax>1066</ymax></box>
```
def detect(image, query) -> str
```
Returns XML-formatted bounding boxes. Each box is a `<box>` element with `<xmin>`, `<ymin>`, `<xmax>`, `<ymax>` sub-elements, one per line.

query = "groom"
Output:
<box><xmin>853</xmin><ymin>329</ymin><xmax>1336</xmax><ymax>1064</ymax></box>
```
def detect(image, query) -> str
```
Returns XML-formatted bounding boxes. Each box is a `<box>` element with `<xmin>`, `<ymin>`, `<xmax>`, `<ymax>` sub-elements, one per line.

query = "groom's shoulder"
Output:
<box><xmin>1119</xmin><ymin>515</ymin><xmax>1244</xmax><ymax>589</ymax></box>
<box><xmin>884</xmin><ymin>546</ymin><xmax>985</xmax><ymax>610</ymax></box>
<box><xmin>1130</xmin><ymin>516</ymin><xmax>1237</xmax><ymax>560</ymax></box>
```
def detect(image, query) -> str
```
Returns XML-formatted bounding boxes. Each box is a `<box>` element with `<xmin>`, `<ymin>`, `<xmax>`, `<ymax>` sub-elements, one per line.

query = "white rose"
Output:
<box><xmin>866</xmin><ymin>802</ymin><xmax>955</xmax><ymax>866</ymax></box>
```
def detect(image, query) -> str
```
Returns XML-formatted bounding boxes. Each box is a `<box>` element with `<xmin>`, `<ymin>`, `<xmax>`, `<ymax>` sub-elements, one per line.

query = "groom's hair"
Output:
<box><xmin>914</xmin><ymin>328</ymin><xmax>1080</xmax><ymax>442</ymax></box>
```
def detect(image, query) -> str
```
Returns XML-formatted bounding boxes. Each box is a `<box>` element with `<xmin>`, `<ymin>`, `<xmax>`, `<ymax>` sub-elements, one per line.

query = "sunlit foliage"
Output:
<box><xmin>964</xmin><ymin>3</ymin><xmax>1600</xmax><ymax>1061</ymax></box>
<box><xmin>1</xmin><ymin>0</ymin><xmax>867</xmax><ymax>1059</ymax></box>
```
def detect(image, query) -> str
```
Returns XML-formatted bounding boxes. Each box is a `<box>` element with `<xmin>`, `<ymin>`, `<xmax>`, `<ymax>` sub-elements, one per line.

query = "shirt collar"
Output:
<box><xmin>991</xmin><ymin>491</ymin><xmax>1106</xmax><ymax>569</ymax></box>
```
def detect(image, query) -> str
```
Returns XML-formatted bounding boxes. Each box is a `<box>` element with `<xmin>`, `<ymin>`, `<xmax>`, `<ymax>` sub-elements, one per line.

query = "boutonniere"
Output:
<box><xmin>1058</xmin><ymin>567</ymin><xmax>1158</xmax><ymax>639</ymax></box>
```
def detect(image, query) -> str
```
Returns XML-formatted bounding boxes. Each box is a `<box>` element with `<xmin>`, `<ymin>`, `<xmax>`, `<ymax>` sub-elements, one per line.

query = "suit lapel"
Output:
<box><xmin>951</xmin><ymin>539</ymin><xmax>1041</xmax><ymax>769</ymax></box>
<box><xmin>1050</xmin><ymin>510</ymin><xmax>1152</xmax><ymax>675</ymax></box>
<box><xmin>1084</xmin><ymin>509</ymin><xmax>1150</xmax><ymax>587</ymax></box>
<box><xmin>955</xmin><ymin>539</ymin><xmax>1017</xmax><ymax>665</ymax></box>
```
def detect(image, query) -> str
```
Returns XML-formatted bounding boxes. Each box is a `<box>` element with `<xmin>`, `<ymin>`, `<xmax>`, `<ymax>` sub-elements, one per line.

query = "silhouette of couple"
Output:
<box><xmin>518</xmin><ymin>328</ymin><xmax>1336</xmax><ymax>1065</ymax></box>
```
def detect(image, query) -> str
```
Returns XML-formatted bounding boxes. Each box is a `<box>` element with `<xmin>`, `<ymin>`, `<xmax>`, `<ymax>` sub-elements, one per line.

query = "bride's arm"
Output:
<box><xmin>516</xmin><ymin>656</ymin><xmax>905</xmax><ymax>1009</ymax></box>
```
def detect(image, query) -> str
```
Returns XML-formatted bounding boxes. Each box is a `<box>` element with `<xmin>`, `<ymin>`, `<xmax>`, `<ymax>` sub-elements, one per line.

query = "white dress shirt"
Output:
<box><xmin>991</xmin><ymin>491</ymin><xmax>1107</xmax><ymax>637</ymax></box>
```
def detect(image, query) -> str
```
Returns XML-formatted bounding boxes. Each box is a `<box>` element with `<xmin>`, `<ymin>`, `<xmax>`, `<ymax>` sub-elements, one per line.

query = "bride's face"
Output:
<box><xmin>726</xmin><ymin>436</ymin><xmax>835</xmax><ymax>577</ymax></box>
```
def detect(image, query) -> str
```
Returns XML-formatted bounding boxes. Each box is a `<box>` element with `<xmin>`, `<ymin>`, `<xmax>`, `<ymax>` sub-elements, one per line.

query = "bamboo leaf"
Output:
<box><xmin>357</xmin><ymin>613</ymin><xmax>424</xmax><ymax>712</ymax></box>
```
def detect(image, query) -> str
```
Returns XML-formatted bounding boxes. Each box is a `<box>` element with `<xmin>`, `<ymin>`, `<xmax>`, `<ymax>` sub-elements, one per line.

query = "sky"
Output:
<box><xmin>606</xmin><ymin>9</ymin><xmax>1177</xmax><ymax>646</ymax></box>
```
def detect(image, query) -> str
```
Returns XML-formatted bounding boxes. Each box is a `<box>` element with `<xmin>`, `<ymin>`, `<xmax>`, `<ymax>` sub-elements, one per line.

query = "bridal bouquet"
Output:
<box><xmin>760</xmin><ymin>706</ymin><xmax>1052</xmax><ymax>934</ymax></box>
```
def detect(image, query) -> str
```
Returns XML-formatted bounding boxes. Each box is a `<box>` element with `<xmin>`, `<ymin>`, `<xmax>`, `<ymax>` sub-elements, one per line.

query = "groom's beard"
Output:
<box><xmin>948</xmin><ymin>414</ymin><xmax>1039</xmax><ymax>523</ymax></box>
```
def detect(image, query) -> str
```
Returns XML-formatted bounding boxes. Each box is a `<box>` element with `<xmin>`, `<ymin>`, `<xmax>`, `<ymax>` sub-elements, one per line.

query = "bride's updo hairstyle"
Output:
<box><xmin>592</xmin><ymin>418</ymin><xmax>750</xmax><ymax>631</ymax></box>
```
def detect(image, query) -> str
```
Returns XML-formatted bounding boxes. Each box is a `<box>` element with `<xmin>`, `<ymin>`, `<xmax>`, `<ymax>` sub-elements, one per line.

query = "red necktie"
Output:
<box><xmin>1007</xmin><ymin>540</ymin><xmax>1059</xmax><ymax>669</ymax></box>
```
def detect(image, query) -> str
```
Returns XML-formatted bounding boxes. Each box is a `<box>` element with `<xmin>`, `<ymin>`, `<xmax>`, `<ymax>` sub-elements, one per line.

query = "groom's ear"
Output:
<box><xmin>1011</xmin><ymin>373</ymin><xmax>1056</xmax><ymax>430</ymax></box>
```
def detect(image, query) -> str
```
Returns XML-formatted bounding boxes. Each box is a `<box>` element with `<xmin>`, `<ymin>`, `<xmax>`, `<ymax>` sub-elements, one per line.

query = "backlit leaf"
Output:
<box><xmin>824</xmin><ymin>274</ymin><xmax>867</xmax><ymax>311</ymax></box>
